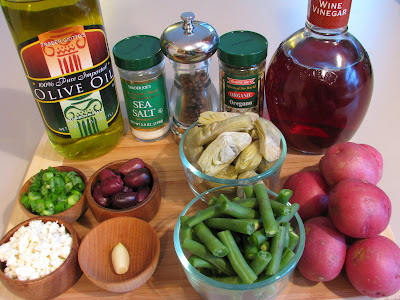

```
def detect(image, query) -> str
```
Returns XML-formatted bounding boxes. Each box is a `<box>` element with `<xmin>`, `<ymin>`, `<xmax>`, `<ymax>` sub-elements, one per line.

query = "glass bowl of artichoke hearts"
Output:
<box><xmin>179</xmin><ymin>112</ymin><xmax>287</xmax><ymax>197</ymax></box>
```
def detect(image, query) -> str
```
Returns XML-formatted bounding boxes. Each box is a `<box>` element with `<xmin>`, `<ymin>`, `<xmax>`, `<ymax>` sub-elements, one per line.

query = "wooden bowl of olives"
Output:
<box><xmin>86</xmin><ymin>158</ymin><xmax>161</xmax><ymax>223</ymax></box>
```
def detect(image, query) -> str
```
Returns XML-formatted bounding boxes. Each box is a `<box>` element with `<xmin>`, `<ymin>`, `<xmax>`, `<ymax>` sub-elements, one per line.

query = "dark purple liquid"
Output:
<box><xmin>265</xmin><ymin>37</ymin><xmax>373</xmax><ymax>154</ymax></box>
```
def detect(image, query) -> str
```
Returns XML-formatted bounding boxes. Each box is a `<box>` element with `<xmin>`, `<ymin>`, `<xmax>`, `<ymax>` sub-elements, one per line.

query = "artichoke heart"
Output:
<box><xmin>198</xmin><ymin>111</ymin><xmax>259</xmax><ymax>125</ymax></box>
<box><xmin>196</xmin><ymin>114</ymin><xmax>254</xmax><ymax>146</ymax></box>
<box><xmin>183</xmin><ymin>125</ymin><xmax>204</xmax><ymax>165</ymax></box>
<box><xmin>235</xmin><ymin>140</ymin><xmax>263</xmax><ymax>173</ymax></box>
<box><xmin>257</xmin><ymin>159</ymin><xmax>275</xmax><ymax>173</ymax></box>
<box><xmin>254</xmin><ymin>118</ymin><xmax>282</xmax><ymax>162</ymax></box>
<box><xmin>238</xmin><ymin>170</ymin><xmax>259</xmax><ymax>179</ymax></box>
<box><xmin>198</xmin><ymin>132</ymin><xmax>252</xmax><ymax>176</ymax></box>
<box><xmin>215</xmin><ymin>165</ymin><xmax>238</xmax><ymax>180</ymax></box>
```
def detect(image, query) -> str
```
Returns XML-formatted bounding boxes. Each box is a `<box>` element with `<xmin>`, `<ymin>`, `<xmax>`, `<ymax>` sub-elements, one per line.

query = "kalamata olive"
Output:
<box><xmin>111</xmin><ymin>192</ymin><xmax>137</xmax><ymax>209</ymax></box>
<box><xmin>121</xmin><ymin>185</ymin><xmax>134</xmax><ymax>193</ymax></box>
<box><xmin>118</xmin><ymin>158</ymin><xmax>146</xmax><ymax>176</ymax></box>
<box><xmin>112</xmin><ymin>169</ymin><xmax>124</xmax><ymax>178</ymax></box>
<box><xmin>101</xmin><ymin>175</ymin><xmax>124</xmax><ymax>196</ymax></box>
<box><xmin>136</xmin><ymin>185</ymin><xmax>151</xmax><ymax>203</ymax></box>
<box><xmin>123</xmin><ymin>168</ymin><xmax>151</xmax><ymax>188</ymax></box>
<box><xmin>92</xmin><ymin>182</ymin><xmax>111</xmax><ymax>207</ymax></box>
<box><xmin>98</xmin><ymin>168</ymin><xmax>118</xmax><ymax>181</ymax></box>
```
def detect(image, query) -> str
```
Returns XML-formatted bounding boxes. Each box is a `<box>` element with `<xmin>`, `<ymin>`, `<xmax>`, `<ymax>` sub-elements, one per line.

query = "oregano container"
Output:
<box><xmin>218</xmin><ymin>31</ymin><xmax>268</xmax><ymax>115</ymax></box>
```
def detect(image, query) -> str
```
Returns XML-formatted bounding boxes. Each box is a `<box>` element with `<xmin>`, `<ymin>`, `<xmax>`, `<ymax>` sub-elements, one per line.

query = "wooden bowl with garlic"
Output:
<box><xmin>77</xmin><ymin>216</ymin><xmax>160</xmax><ymax>293</ymax></box>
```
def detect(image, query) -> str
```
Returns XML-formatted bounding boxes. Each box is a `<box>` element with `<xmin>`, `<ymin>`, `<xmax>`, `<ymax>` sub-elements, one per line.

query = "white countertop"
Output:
<box><xmin>0</xmin><ymin>0</ymin><xmax>399</xmax><ymax>243</ymax></box>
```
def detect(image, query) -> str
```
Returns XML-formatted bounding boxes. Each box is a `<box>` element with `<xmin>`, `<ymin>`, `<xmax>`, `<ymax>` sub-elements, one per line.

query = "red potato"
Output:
<box><xmin>329</xmin><ymin>178</ymin><xmax>391</xmax><ymax>238</ymax></box>
<box><xmin>345</xmin><ymin>235</ymin><xmax>400</xmax><ymax>298</ymax></box>
<box><xmin>297</xmin><ymin>217</ymin><xmax>347</xmax><ymax>282</ymax></box>
<box><xmin>282</xmin><ymin>170</ymin><xmax>329</xmax><ymax>221</ymax></box>
<box><xmin>319</xmin><ymin>142</ymin><xmax>381</xmax><ymax>186</ymax></box>
<box><xmin>359</xmin><ymin>144</ymin><xmax>383</xmax><ymax>182</ymax></box>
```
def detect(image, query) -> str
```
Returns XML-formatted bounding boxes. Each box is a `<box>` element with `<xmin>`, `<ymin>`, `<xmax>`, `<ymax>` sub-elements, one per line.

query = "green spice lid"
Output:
<box><xmin>113</xmin><ymin>35</ymin><xmax>163</xmax><ymax>71</ymax></box>
<box><xmin>218</xmin><ymin>31</ymin><xmax>268</xmax><ymax>67</ymax></box>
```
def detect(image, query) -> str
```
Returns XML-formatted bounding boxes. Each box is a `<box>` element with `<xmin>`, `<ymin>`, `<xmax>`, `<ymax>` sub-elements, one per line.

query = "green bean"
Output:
<box><xmin>259</xmin><ymin>241</ymin><xmax>270</xmax><ymax>252</ymax></box>
<box><xmin>248</xmin><ymin>229</ymin><xmax>267</xmax><ymax>246</ymax></box>
<box><xmin>250</xmin><ymin>251</ymin><xmax>272</xmax><ymax>276</ymax></box>
<box><xmin>208</xmin><ymin>195</ymin><xmax>219</xmax><ymax>206</ymax></box>
<box><xmin>234</xmin><ymin>197</ymin><xmax>258</xmax><ymax>209</ymax></box>
<box><xmin>231</xmin><ymin>196</ymin><xmax>241</xmax><ymax>202</ymax></box>
<box><xmin>193</xmin><ymin>222</ymin><xmax>229</xmax><ymax>257</ymax></box>
<box><xmin>288</xmin><ymin>231</ymin><xmax>300</xmax><ymax>251</ymax></box>
<box><xmin>186</xmin><ymin>205</ymin><xmax>222</xmax><ymax>227</ymax></box>
<box><xmin>283</xmin><ymin>222</ymin><xmax>290</xmax><ymax>248</ymax></box>
<box><xmin>217</xmin><ymin>230</ymin><xmax>257</xmax><ymax>284</ymax></box>
<box><xmin>204</xmin><ymin>218</ymin><xmax>258</xmax><ymax>235</ymax></box>
<box><xmin>237</xmin><ymin>197</ymin><xmax>291</xmax><ymax>216</ymax></box>
<box><xmin>220</xmin><ymin>199</ymin><xmax>259</xmax><ymax>219</ymax></box>
<box><xmin>276</xmin><ymin>203</ymin><xmax>300</xmax><ymax>224</ymax></box>
<box><xmin>270</xmin><ymin>200</ymin><xmax>292</xmax><ymax>216</ymax></box>
<box><xmin>255</xmin><ymin>184</ymin><xmax>278</xmax><ymax>237</ymax></box>
<box><xmin>188</xmin><ymin>256</ymin><xmax>216</xmax><ymax>269</ymax></box>
<box><xmin>182</xmin><ymin>239</ymin><xmax>235</xmax><ymax>276</ymax></box>
<box><xmin>274</xmin><ymin>189</ymin><xmax>293</xmax><ymax>204</ymax></box>
<box><xmin>279</xmin><ymin>248</ymin><xmax>295</xmax><ymax>271</ymax></box>
<box><xmin>265</xmin><ymin>226</ymin><xmax>287</xmax><ymax>276</ymax></box>
<box><xmin>180</xmin><ymin>216</ymin><xmax>193</xmax><ymax>242</ymax></box>
<box><xmin>244</xmin><ymin>185</ymin><xmax>255</xmax><ymax>198</ymax></box>
<box><xmin>242</xmin><ymin>236</ymin><xmax>258</xmax><ymax>260</ymax></box>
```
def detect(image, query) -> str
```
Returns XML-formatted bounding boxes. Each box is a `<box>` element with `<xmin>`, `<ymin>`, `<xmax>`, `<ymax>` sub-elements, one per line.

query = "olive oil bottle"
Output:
<box><xmin>1</xmin><ymin>0</ymin><xmax>124</xmax><ymax>160</ymax></box>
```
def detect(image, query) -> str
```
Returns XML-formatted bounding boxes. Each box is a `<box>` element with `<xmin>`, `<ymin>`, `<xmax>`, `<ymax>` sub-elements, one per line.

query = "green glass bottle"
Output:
<box><xmin>1</xmin><ymin>0</ymin><xmax>124</xmax><ymax>160</ymax></box>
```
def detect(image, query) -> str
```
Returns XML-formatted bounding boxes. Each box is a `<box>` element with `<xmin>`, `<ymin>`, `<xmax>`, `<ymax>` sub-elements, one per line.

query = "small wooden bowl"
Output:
<box><xmin>18</xmin><ymin>166</ymin><xmax>88</xmax><ymax>224</ymax></box>
<box><xmin>78</xmin><ymin>216</ymin><xmax>160</xmax><ymax>293</ymax></box>
<box><xmin>0</xmin><ymin>216</ymin><xmax>81</xmax><ymax>300</ymax></box>
<box><xmin>85</xmin><ymin>159</ymin><xmax>161</xmax><ymax>223</ymax></box>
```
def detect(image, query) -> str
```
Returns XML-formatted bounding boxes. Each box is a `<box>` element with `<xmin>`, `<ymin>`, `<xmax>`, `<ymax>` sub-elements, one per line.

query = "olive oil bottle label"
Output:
<box><xmin>220</xmin><ymin>70</ymin><xmax>263</xmax><ymax>114</ymax></box>
<box><xmin>121</xmin><ymin>75</ymin><xmax>170</xmax><ymax>130</ymax></box>
<box><xmin>18</xmin><ymin>25</ymin><xmax>120</xmax><ymax>139</ymax></box>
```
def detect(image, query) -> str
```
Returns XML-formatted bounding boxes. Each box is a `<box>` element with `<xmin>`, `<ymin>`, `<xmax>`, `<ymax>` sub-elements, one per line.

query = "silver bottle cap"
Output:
<box><xmin>160</xmin><ymin>12</ymin><xmax>219</xmax><ymax>64</ymax></box>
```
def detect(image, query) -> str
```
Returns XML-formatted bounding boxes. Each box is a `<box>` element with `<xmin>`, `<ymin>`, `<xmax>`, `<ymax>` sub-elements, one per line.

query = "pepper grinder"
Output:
<box><xmin>160</xmin><ymin>12</ymin><xmax>220</xmax><ymax>141</ymax></box>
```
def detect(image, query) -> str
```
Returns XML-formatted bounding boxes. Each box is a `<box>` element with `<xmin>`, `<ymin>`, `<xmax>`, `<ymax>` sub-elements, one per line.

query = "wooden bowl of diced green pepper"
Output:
<box><xmin>18</xmin><ymin>166</ymin><xmax>87</xmax><ymax>224</ymax></box>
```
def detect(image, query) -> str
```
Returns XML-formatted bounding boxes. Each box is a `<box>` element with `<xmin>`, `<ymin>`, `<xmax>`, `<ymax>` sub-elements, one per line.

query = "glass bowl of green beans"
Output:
<box><xmin>174</xmin><ymin>184</ymin><xmax>305</xmax><ymax>300</ymax></box>
<box><xmin>18</xmin><ymin>166</ymin><xmax>87</xmax><ymax>224</ymax></box>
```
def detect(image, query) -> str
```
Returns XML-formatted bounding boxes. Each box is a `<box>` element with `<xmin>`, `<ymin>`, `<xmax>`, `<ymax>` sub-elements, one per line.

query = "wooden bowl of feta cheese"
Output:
<box><xmin>0</xmin><ymin>216</ymin><xmax>81</xmax><ymax>300</ymax></box>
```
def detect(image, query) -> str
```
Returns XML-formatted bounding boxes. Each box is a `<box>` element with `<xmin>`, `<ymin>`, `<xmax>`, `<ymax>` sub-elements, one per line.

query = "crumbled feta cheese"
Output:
<box><xmin>0</xmin><ymin>220</ymin><xmax>72</xmax><ymax>280</ymax></box>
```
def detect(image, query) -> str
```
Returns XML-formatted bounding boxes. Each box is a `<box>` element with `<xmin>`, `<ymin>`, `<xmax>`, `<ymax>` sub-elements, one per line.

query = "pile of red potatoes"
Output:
<box><xmin>282</xmin><ymin>142</ymin><xmax>400</xmax><ymax>298</ymax></box>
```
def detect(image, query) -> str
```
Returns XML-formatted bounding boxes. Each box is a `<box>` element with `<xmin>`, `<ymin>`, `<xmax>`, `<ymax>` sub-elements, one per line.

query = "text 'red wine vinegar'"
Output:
<box><xmin>265</xmin><ymin>0</ymin><xmax>373</xmax><ymax>154</ymax></box>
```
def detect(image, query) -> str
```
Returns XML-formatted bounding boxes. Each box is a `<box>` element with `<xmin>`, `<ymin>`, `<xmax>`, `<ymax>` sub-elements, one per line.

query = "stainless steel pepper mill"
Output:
<box><xmin>160</xmin><ymin>12</ymin><xmax>220</xmax><ymax>141</ymax></box>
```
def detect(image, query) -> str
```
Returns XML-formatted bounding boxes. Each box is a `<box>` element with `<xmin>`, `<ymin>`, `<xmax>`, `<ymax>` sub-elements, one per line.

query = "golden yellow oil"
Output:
<box><xmin>1</xmin><ymin>0</ymin><xmax>124</xmax><ymax>160</ymax></box>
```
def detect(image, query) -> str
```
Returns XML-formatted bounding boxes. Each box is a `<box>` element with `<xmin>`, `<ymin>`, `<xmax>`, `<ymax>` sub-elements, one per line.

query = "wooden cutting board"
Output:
<box><xmin>0</xmin><ymin>129</ymin><xmax>398</xmax><ymax>300</ymax></box>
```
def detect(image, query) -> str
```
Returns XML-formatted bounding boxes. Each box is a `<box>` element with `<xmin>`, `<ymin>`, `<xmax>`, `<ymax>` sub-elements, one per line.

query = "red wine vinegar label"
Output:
<box><xmin>307</xmin><ymin>0</ymin><xmax>352</xmax><ymax>29</ymax></box>
<box><xmin>19</xmin><ymin>25</ymin><xmax>120</xmax><ymax>139</ymax></box>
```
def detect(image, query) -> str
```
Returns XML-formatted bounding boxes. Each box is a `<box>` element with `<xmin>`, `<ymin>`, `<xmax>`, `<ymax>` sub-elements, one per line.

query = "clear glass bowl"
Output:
<box><xmin>179</xmin><ymin>122</ymin><xmax>287</xmax><ymax>196</ymax></box>
<box><xmin>173</xmin><ymin>185</ymin><xmax>305</xmax><ymax>300</ymax></box>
